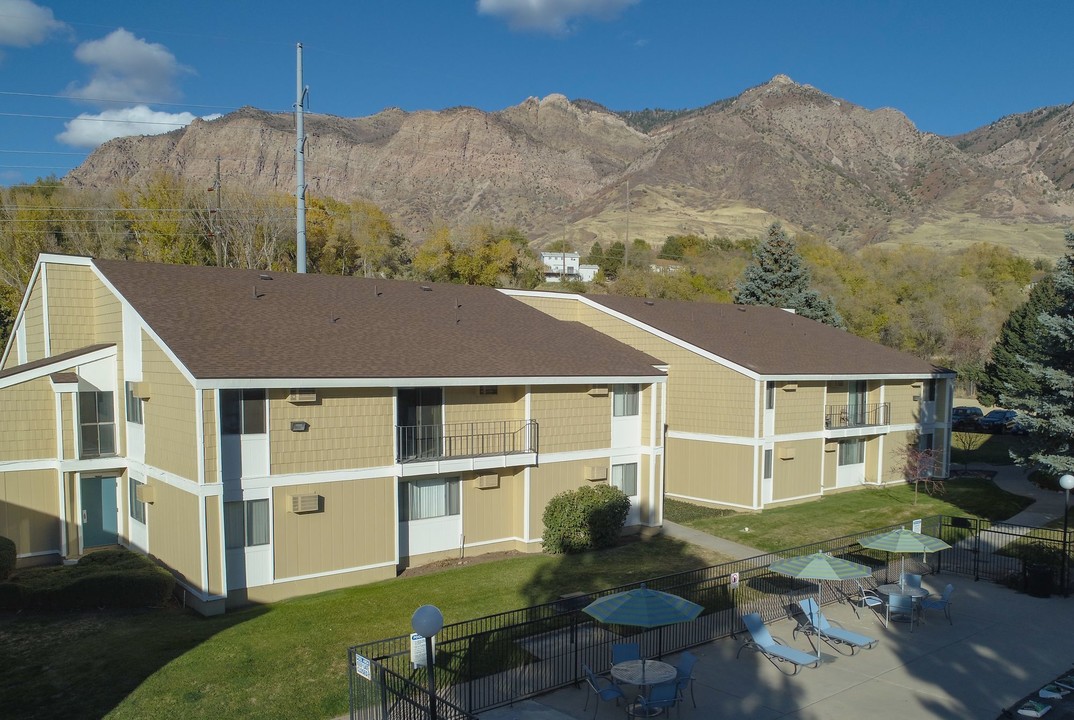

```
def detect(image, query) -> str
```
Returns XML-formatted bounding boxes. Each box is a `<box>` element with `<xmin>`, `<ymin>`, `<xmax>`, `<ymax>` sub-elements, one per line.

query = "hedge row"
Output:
<box><xmin>0</xmin><ymin>548</ymin><xmax>175</xmax><ymax>610</ymax></box>
<box><xmin>542</xmin><ymin>484</ymin><xmax>630</xmax><ymax>554</ymax></box>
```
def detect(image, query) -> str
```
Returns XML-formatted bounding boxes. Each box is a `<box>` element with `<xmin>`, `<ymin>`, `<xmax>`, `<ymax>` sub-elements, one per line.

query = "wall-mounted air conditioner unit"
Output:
<box><xmin>584</xmin><ymin>465</ymin><xmax>608</xmax><ymax>481</ymax></box>
<box><xmin>289</xmin><ymin>494</ymin><xmax>322</xmax><ymax>513</ymax></box>
<box><xmin>135</xmin><ymin>484</ymin><xmax>155</xmax><ymax>504</ymax></box>
<box><xmin>779</xmin><ymin>447</ymin><xmax>796</xmax><ymax>460</ymax></box>
<box><xmin>782</xmin><ymin>382</ymin><xmax>798</xmax><ymax>392</ymax></box>
<box><xmin>587</xmin><ymin>386</ymin><xmax>608</xmax><ymax>397</ymax></box>
<box><xmin>288</xmin><ymin>388</ymin><xmax>317</xmax><ymax>404</ymax></box>
<box><xmin>130</xmin><ymin>382</ymin><xmax>151</xmax><ymax>399</ymax></box>
<box><xmin>474</xmin><ymin>474</ymin><xmax>499</xmax><ymax>489</ymax></box>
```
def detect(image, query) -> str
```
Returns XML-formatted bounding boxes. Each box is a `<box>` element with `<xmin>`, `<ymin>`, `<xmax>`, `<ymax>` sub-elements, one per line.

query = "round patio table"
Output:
<box><xmin>611</xmin><ymin>659</ymin><xmax>676</xmax><ymax>687</ymax></box>
<box><xmin>877</xmin><ymin>584</ymin><xmax>929</xmax><ymax>599</ymax></box>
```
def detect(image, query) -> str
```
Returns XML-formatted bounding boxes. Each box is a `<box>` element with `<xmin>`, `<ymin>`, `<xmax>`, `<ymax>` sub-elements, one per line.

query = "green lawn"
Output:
<box><xmin>2</xmin><ymin>472</ymin><xmax>1035</xmax><ymax>720</ymax></box>
<box><xmin>949</xmin><ymin>430</ymin><xmax>1029</xmax><ymax>466</ymax></box>
<box><xmin>665</xmin><ymin>475</ymin><xmax>1034</xmax><ymax>553</ymax></box>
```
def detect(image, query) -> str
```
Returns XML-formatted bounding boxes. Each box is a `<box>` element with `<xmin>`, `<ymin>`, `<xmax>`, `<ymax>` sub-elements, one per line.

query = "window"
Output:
<box><xmin>220</xmin><ymin>389</ymin><xmax>266</xmax><ymax>435</ymax></box>
<box><xmin>839</xmin><ymin>439</ymin><xmax>865</xmax><ymax>466</ymax></box>
<box><xmin>125</xmin><ymin>382</ymin><xmax>143</xmax><ymax>425</ymax></box>
<box><xmin>611</xmin><ymin>463</ymin><xmax>638</xmax><ymax>496</ymax></box>
<box><xmin>129</xmin><ymin>477</ymin><xmax>146</xmax><ymax>524</ymax></box>
<box><xmin>224</xmin><ymin>499</ymin><xmax>270</xmax><ymax>549</ymax></box>
<box><xmin>765</xmin><ymin>381</ymin><xmax>775</xmax><ymax>410</ymax></box>
<box><xmin>924</xmin><ymin>380</ymin><xmax>936</xmax><ymax>402</ymax></box>
<box><xmin>763</xmin><ymin>449</ymin><xmax>773</xmax><ymax>479</ymax></box>
<box><xmin>79</xmin><ymin>391</ymin><xmax>115</xmax><ymax>458</ymax></box>
<box><xmin>613</xmin><ymin>384</ymin><xmax>640</xmax><ymax>417</ymax></box>
<box><xmin>400</xmin><ymin>478</ymin><xmax>460</xmax><ymax>521</ymax></box>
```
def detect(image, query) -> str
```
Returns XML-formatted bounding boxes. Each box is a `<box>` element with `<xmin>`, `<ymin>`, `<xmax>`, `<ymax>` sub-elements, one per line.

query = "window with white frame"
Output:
<box><xmin>220</xmin><ymin>389</ymin><xmax>266</xmax><ymax>435</ymax></box>
<box><xmin>224</xmin><ymin>499</ymin><xmax>270</xmax><ymax>549</ymax></box>
<box><xmin>763</xmin><ymin>449</ymin><xmax>773</xmax><ymax>479</ymax></box>
<box><xmin>611</xmin><ymin>463</ymin><xmax>638</xmax><ymax>496</ymax></box>
<box><xmin>399</xmin><ymin>478</ymin><xmax>460</xmax><ymax>521</ymax></box>
<box><xmin>613</xmin><ymin>384</ymin><xmax>640</xmax><ymax>417</ymax></box>
<box><xmin>79</xmin><ymin>390</ymin><xmax>116</xmax><ymax>458</ymax></box>
<box><xmin>125</xmin><ymin>382</ymin><xmax>143</xmax><ymax>425</ymax></box>
<box><xmin>765</xmin><ymin>381</ymin><xmax>775</xmax><ymax>410</ymax></box>
<box><xmin>838</xmin><ymin>439</ymin><xmax>865</xmax><ymax>466</ymax></box>
<box><xmin>129</xmin><ymin>476</ymin><xmax>146</xmax><ymax>524</ymax></box>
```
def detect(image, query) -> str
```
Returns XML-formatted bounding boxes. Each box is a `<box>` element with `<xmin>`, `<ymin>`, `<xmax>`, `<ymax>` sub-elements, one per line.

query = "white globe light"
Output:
<box><xmin>1060</xmin><ymin>474</ymin><xmax>1074</xmax><ymax>491</ymax></box>
<box><xmin>411</xmin><ymin>604</ymin><xmax>444</xmax><ymax>637</ymax></box>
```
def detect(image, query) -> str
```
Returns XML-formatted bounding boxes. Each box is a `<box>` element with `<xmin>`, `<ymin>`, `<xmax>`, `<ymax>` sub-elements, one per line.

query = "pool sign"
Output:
<box><xmin>411</xmin><ymin>633</ymin><xmax>436</xmax><ymax>668</ymax></box>
<box><xmin>730</xmin><ymin>572</ymin><xmax>740</xmax><ymax>589</ymax></box>
<box><xmin>354</xmin><ymin>654</ymin><xmax>371</xmax><ymax>680</ymax></box>
<box><xmin>912</xmin><ymin>519</ymin><xmax>922</xmax><ymax>533</ymax></box>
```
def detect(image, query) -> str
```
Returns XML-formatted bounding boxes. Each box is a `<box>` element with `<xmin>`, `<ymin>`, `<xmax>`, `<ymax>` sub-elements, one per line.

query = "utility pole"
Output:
<box><xmin>295</xmin><ymin>42</ymin><xmax>308</xmax><ymax>273</ymax></box>
<box><xmin>624</xmin><ymin>180</ymin><xmax>630</xmax><ymax>270</ymax></box>
<box><xmin>207</xmin><ymin>156</ymin><xmax>222</xmax><ymax>265</ymax></box>
<box><xmin>562</xmin><ymin>221</ymin><xmax>567</xmax><ymax>282</ymax></box>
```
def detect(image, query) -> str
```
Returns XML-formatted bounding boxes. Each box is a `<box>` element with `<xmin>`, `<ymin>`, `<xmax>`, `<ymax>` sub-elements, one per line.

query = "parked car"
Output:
<box><xmin>978</xmin><ymin>409</ymin><xmax>1021</xmax><ymax>434</ymax></box>
<box><xmin>952</xmin><ymin>406</ymin><xmax>984</xmax><ymax>431</ymax></box>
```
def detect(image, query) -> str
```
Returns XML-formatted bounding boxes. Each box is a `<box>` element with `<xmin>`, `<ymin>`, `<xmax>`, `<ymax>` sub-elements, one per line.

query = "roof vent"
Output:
<box><xmin>260</xmin><ymin>274</ymin><xmax>273</xmax><ymax>281</ymax></box>
<box><xmin>420</xmin><ymin>286</ymin><xmax>432</xmax><ymax>292</ymax></box>
<box><xmin>644</xmin><ymin>301</ymin><xmax>655</xmax><ymax>306</ymax></box>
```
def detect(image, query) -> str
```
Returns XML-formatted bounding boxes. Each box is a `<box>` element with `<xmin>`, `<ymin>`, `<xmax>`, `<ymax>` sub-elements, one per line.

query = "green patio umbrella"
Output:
<box><xmin>582</xmin><ymin>585</ymin><xmax>703</xmax><ymax>628</ymax></box>
<box><xmin>857</xmin><ymin>528</ymin><xmax>951</xmax><ymax>587</ymax></box>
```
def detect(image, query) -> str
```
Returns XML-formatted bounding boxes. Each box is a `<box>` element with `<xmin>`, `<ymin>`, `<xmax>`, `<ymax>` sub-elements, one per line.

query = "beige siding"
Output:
<box><xmin>142</xmin><ymin>335</ymin><xmax>197</xmax><ymax>481</ymax></box>
<box><xmin>519</xmin><ymin>297</ymin><xmax>755</xmax><ymax>437</ymax></box>
<box><xmin>61</xmin><ymin>393</ymin><xmax>75</xmax><ymax>460</ymax></box>
<box><xmin>0</xmin><ymin>377</ymin><xmax>56</xmax><ymax>461</ymax></box>
<box><xmin>772</xmin><ymin>439</ymin><xmax>823</xmax><ymax>501</ymax></box>
<box><xmin>531</xmin><ymin>386</ymin><xmax>610</xmax><ymax>453</ymax></box>
<box><xmin>1</xmin><ymin>334</ymin><xmax>22</xmax><ymax>371</ymax></box>
<box><xmin>821</xmin><ymin>441</ymin><xmax>838</xmax><ymax>488</ymax></box>
<box><xmin>205</xmin><ymin>496</ymin><xmax>224</xmax><ymax>596</ymax></box>
<box><xmin>46</xmin><ymin>264</ymin><xmax>98</xmax><ymax>356</ymax></box>
<box><xmin>462</xmin><ymin>470</ymin><xmax>522</xmax><ymax>544</ymax></box>
<box><xmin>665</xmin><ymin>438</ymin><xmax>755</xmax><ymax>507</ymax></box>
<box><xmin>202</xmin><ymin>390</ymin><xmax>218</xmax><ymax>484</ymax></box>
<box><xmin>0</xmin><ymin>469</ymin><xmax>60</xmax><ymax>555</ymax></box>
<box><xmin>269</xmin><ymin>388</ymin><xmax>394</xmax><ymax>474</ymax></box>
<box><xmin>272</xmin><ymin>477</ymin><xmax>395</xmax><ymax>579</ymax></box>
<box><xmin>23</xmin><ymin>278</ymin><xmax>46</xmax><ymax>362</ymax></box>
<box><xmin>63</xmin><ymin>473</ymin><xmax>78</xmax><ymax>555</ymax></box>
<box><xmin>886</xmin><ymin>381</ymin><xmax>921</xmax><ymax>425</ymax></box>
<box><xmin>883</xmin><ymin>430</ymin><xmax>918</xmax><ymax>483</ymax></box>
<box><xmin>443</xmin><ymin>386</ymin><xmax>524</xmax><ymax>424</ymax></box>
<box><xmin>146</xmin><ymin>478</ymin><xmax>203</xmax><ymax>589</ymax></box>
<box><xmin>776</xmin><ymin>382</ymin><xmax>825</xmax><ymax>434</ymax></box>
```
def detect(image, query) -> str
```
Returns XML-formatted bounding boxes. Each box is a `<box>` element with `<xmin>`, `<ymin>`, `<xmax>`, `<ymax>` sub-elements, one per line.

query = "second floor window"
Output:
<box><xmin>613</xmin><ymin>384</ymin><xmax>640</xmax><ymax>417</ymax></box>
<box><xmin>79</xmin><ymin>390</ymin><xmax>115</xmax><ymax>458</ymax></box>
<box><xmin>221</xmin><ymin>389</ymin><xmax>266</xmax><ymax>435</ymax></box>
<box><xmin>125</xmin><ymin>382</ymin><xmax>143</xmax><ymax>425</ymax></box>
<box><xmin>765</xmin><ymin>382</ymin><xmax>775</xmax><ymax>410</ymax></box>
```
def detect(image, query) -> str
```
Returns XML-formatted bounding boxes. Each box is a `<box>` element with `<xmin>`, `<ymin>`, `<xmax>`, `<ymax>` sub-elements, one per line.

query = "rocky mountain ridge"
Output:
<box><xmin>66</xmin><ymin>75</ymin><xmax>1074</xmax><ymax>257</ymax></box>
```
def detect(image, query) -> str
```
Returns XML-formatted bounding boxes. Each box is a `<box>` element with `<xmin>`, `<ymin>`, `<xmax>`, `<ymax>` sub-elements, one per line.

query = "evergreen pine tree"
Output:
<box><xmin>1005</xmin><ymin>231</ymin><xmax>1074</xmax><ymax>474</ymax></box>
<box><xmin>976</xmin><ymin>275</ymin><xmax>1060</xmax><ymax>407</ymax></box>
<box><xmin>733</xmin><ymin>222</ymin><xmax>845</xmax><ymax>327</ymax></box>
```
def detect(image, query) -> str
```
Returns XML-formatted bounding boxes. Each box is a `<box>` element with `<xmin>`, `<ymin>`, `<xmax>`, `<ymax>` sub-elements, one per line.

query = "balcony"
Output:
<box><xmin>825</xmin><ymin>402</ymin><xmax>890</xmax><ymax>430</ymax></box>
<box><xmin>396</xmin><ymin>420</ymin><xmax>538</xmax><ymax>464</ymax></box>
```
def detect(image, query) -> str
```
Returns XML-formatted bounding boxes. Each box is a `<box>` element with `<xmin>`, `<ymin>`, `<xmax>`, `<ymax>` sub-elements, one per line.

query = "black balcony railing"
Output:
<box><xmin>396</xmin><ymin>420</ymin><xmax>538</xmax><ymax>463</ymax></box>
<box><xmin>825</xmin><ymin>402</ymin><xmax>890</xmax><ymax>429</ymax></box>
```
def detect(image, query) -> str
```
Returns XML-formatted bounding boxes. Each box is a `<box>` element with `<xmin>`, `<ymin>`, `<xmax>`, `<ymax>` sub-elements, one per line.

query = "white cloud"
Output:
<box><xmin>477</xmin><ymin>0</ymin><xmax>639</xmax><ymax>33</ymax></box>
<box><xmin>0</xmin><ymin>0</ymin><xmax>67</xmax><ymax>47</ymax></box>
<box><xmin>56</xmin><ymin>105</ymin><xmax>221</xmax><ymax>148</ymax></box>
<box><xmin>67</xmin><ymin>28</ymin><xmax>190</xmax><ymax>103</ymax></box>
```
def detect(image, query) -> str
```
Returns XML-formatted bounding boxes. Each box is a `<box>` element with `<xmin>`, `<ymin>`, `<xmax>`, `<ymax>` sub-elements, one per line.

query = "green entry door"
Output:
<box><xmin>81</xmin><ymin>477</ymin><xmax>118</xmax><ymax>548</ymax></box>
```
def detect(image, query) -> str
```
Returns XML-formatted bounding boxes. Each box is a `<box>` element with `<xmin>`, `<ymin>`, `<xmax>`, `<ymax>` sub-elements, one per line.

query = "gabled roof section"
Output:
<box><xmin>585</xmin><ymin>295</ymin><xmax>947</xmax><ymax>376</ymax></box>
<box><xmin>91</xmin><ymin>259</ymin><xmax>664</xmax><ymax>380</ymax></box>
<box><xmin>0</xmin><ymin>343</ymin><xmax>114</xmax><ymax>381</ymax></box>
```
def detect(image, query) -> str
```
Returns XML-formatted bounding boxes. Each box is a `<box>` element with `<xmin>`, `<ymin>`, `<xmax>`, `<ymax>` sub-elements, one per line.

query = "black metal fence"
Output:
<box><xmin>824</xmin><ymin>402</ymin><xmax>890</xmax><ymax>429</ymax></box>
<box><xmin>348</xmin><ymin>514</ymin><xmax>1070</xmax><ymax>720</ymax></box>
<box><xmin>396</xmin><ymin>420</ymin><xmax>538</xmax><ymax>463</ymax></box>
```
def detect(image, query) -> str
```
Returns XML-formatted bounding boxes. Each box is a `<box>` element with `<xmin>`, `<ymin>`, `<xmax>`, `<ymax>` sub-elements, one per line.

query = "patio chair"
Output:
<box><xmin>849</xmin><ymin>579</ymin><xmax>887</xmax><ymax>627</ymax></box>
<box><xmin>793</xmin><ymin>597</ymin><xmax>878</xmax><ymax>656</ymax></box>
<box><xmin>887</xmin><ymin>593</ymin><xmax>918</xmax><ymax>631</ymax></box>
<box><xmin>901</xmin><ymin>572</ymin><xmax>923</xmax><ymax>591</ymax></box>
<box><xmin>736</xmin><ymin>612</ymin><xmax>820</xmax><ymax>675</ymax></box>
<box><xmin>920</xmin><ymin>583</ymin><xmax>954</xmax><ymax>624</ymax></box>
<box><xmin>611</xmin><ymin>642</ymin><xmax>641</xmax><ymax>666</ymax></box>
<box><xmin>582</xmin><ymin>663</ymin><xmax>626</xmax><ymax>718</ymax></box>
<box><xmin>673</xmin><ymin>650</ymin><xmax>698</xmax><ymax>708</ymax></box>
<box><xmin>631</xmin><ymin>680</ymin><xmax>679</xmax><ymax>717</ymax></box>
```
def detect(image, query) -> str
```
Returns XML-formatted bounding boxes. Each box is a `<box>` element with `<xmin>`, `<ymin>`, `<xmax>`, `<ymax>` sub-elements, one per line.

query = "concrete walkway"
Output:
<box><xmin>481</xmin><ymin>465</ymin><xmax>1074</xmax><ymax>720</ymax></box>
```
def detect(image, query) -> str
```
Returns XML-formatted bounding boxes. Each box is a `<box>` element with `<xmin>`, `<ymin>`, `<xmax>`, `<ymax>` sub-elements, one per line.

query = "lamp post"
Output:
<box><xmin>411</xmin><ymin>604</ymin><xmax>444</xmax><ymax>720</ymax></box>
<box><xmin>1060</xmin><ymin>474</ymin><xmax>1074</xmax><ymax>598</ymax></box>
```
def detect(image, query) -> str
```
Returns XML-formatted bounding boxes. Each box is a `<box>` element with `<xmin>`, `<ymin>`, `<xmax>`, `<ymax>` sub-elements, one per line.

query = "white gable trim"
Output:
<box><xmin>0</xmin><ymin>345</ymin><xmax>117</xmax><ymax>390</ymax></box>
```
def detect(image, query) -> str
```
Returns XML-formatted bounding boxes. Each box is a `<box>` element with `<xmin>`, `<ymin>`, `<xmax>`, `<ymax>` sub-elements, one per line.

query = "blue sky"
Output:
<box><xmin>1</xmin><ymin>0</ymin><xmax>1072</xmax><ymax>186</ymax></box>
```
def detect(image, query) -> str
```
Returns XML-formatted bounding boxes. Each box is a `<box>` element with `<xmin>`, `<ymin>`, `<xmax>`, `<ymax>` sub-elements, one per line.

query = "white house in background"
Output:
<box><xmin>540</xmin><ymin>252</ymin><xmax>599</xmax><ymax>283</ymax></box>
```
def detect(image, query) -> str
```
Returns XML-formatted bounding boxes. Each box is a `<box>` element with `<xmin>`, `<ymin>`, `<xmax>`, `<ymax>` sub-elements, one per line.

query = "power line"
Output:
<box><xmin>0</xmin><ymin>91</ymin><xmax>240</xmax><ymax>112</ymax></box>
<box><xmin>0</xmin><ymin>112</ymin><xmax>194</xmax><ymax>127</ymax></box>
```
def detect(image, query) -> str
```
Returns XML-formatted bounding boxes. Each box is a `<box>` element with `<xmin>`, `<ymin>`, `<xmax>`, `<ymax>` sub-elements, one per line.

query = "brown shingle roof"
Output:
<box><xmin>586</xmin><ymin>295</ymin><xmax>946</xmax><ymax>376</ymax></box>
<box><xmin>92</xmin><ymin>260</ymin><xmax>663</xmax><ymax>380</ymax></box>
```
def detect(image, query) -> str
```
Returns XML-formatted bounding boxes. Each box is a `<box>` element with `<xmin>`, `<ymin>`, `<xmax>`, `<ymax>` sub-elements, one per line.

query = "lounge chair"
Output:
<box><xmin>793</xmin><ymin>597</ymin><xmax>879</xmax><ymax>656</ymax></box>
<box><xmin>736</xmin><ymin>612</ymin><xmax>820</xmax><ymax>675</ymax></box>
<box><xmin>582</xmin><ymin>663</ymin><xmax>625</xmax><ymax>718</ymax></box>
<box><xmin>920</xmin><ymin>583</ymin><xmax>954</xmax><ymax>624</ymax></box>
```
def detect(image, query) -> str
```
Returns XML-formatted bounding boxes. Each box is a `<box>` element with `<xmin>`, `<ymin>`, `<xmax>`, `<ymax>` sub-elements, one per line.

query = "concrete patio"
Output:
<box><xmin>482</xmin><ymin>574</ymin><xmax>1074</xmax><ymax>720</ymax></box>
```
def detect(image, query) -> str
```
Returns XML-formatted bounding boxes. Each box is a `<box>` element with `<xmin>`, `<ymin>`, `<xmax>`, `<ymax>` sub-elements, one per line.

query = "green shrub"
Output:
<box><xmin>0</xmin><ymin>535</ymin><xmax>15</xmax><ymax>580</ymax></box>
<box><xmin>542</xmin><ymin>484</ymin><xmax>630</xmax><ymax>554</ymax></box>
<box><xmin>0</xmin><ymin>548</ymin><xmax>175</xmax><ymax>610</ymax></box>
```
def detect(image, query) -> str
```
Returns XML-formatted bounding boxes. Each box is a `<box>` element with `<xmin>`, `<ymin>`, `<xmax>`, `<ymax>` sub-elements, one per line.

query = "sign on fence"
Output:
<box><xmin>354</xmin><ymin>654</ymin><xmax>371</xmax><ymax>680</ymax></box>
<box><xmin>912</xmin><ymin>519</ymin><xmax>922</xmax><ymax>533</ymax></box>
<box><xmin>410</xmin><ymin>633</ymin><xmax>435</xmax><ymax>669</ymax></box>
<box><xmin>730</xmin><ymin>572</ymin><xmax>740</xmax><ymax>589</ymax></box>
